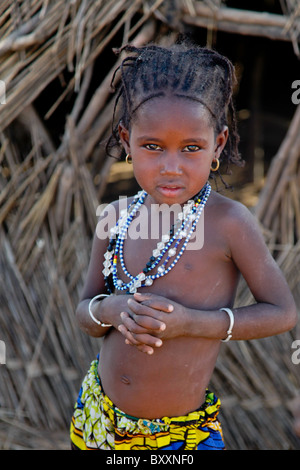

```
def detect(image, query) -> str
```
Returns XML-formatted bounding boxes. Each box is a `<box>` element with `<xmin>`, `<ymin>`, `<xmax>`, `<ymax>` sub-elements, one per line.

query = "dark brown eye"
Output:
<box><xmin>145</xmin><ymin>144</ymin><xmax>162</xmax><ymax>151</ymax></box>
<box><xmin>183</xmin><ymin>145</ymin><xmax>200</xmax><ymax>152</ymax></box>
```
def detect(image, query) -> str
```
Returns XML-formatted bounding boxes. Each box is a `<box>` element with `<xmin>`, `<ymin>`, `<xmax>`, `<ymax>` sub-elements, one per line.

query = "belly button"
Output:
<box><xmin>121</xmin><ymin>375</ymin><xmax>131</xmax><ymax>385</ymax></box>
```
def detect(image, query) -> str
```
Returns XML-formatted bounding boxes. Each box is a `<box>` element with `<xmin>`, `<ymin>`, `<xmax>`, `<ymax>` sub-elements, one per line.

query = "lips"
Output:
<box><xmin>157</xmin><ymin>182</ymin><xmax>185</xmax><ymax>189</ymax></box>
<box><xmin>156</xmin><ymin>184</ymin><xmax>185</xmax><ymax>198</ymax></box>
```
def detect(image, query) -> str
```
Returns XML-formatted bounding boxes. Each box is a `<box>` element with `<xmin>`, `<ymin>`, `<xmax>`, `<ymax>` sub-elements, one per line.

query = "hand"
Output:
<box><xmin>117</xmin><ymin>293</ymin><xmax>170</xmax><ymax>355</ymax></box>
<box><xmin>117</xmin><ymin>292</ymin><xmax>188</xmax><ymax>354</ymax></box>
<box><xmin>98</xmin><ymin>293</ymin><xmax>134</xmax><ymax>328</ymax></box>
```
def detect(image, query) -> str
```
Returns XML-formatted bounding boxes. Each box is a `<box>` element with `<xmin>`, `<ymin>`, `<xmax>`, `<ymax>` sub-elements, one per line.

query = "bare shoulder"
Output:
<box><xmin>208</xmin><ymin>190</ymin><xmax>266</xmax><ymax>252</ymax></box>
<box><xmin>209</xmin><ymin>190</ymin><xmax>257</xmax><ymax>226</ymax></box>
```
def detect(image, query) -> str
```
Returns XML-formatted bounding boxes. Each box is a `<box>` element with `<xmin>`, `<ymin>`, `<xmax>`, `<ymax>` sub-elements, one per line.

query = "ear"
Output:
<box><xmin>214</xmin><ymin>126</ymin><xmax>229</xmax><ymax>159</ymax></box>
<box><xmin>118</xmin><ymin>122</ymin><xmax>131</xmax><ymax>155</ymax></box>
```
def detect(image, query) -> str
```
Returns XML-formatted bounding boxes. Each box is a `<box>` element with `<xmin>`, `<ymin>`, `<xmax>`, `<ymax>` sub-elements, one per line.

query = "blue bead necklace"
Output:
<box><xmin>103</xmin><ymin>182</ymin><xmax>211</xmax><ymax>294</ymax></box>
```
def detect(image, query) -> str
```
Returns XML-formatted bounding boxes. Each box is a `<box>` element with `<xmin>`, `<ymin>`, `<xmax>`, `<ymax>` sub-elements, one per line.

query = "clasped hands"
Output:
<box><xmin>117</xmin><ymin>292</ymin><xmax>187</xmax><ymax>355</ymax></box>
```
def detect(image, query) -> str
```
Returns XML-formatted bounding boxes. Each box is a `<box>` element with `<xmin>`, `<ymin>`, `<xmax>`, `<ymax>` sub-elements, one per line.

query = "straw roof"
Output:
<box><xmin>0</xmin><ymin>0</ymin><xmax>299</xmax><ymax>450</ymax></box>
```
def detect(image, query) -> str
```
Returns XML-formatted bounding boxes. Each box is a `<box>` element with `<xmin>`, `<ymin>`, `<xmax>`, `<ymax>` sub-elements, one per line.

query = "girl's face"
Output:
<box><xmin>119</xmin><ymin>96</ymin><xmax>228</xmax><ymax>205</ymax></box>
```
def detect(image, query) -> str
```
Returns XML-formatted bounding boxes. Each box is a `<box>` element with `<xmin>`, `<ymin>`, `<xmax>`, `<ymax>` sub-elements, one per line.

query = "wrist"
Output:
<box><xmin>220</xmin><ymin>308</ymin><xmax>234</xmax><ymax>342</ymax></box>
<box><xmin>183</xmin><ymin>307</ymin><xmax>234</xmax><ymax>341</ymax></box>
<box><xmin>183</xmin><ymin>307</ymin><xmax>197</xmax><ymax>337</ymax></box>
<box><xmin>89</xmin><ymin>294</ymin><xmax>112</xmax><ymax>327</ymax></box>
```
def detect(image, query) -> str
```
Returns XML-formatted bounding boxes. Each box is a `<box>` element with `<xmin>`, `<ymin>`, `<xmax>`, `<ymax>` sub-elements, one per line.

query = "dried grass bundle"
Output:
<box><xmin>0</xmin><ymin>0</ymin><xmax>299</xmax><ymax>450</ymax></box>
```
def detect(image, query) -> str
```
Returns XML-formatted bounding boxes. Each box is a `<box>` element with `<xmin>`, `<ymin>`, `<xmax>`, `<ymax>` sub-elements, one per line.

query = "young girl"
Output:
<box><xmin>70</xmin><ymin>43</ymin><xmax>297</xmax><ymax>450</ymax></box>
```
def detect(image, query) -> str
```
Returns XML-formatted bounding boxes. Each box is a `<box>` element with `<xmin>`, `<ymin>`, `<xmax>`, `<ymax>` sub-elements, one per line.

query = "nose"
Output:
<box><xmin>160</xmin><ymin>152</ymin><xmax>182</xmax><ymax>176</ymax></box>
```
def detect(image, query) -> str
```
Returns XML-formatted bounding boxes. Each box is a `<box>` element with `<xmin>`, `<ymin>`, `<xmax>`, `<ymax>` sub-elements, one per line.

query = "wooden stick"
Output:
<box><xmin>183</xmin><ymin>3</ymin><xmax>300</xmax><ymax>43</ymax></box>
<box><xmin>255</xmin><ymin>105</ymin><xmax>300</xmax><ymax>222</ymax></box>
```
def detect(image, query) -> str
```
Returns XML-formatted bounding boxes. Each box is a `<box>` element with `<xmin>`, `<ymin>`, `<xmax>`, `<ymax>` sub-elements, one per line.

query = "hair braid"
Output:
<box><xmin>106</xmin><ymin>42</ymin><xmax>244</xmax><ymax>175</ymax></box>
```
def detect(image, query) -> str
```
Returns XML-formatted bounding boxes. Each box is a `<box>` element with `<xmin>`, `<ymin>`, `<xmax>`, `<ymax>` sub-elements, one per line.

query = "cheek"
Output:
<box><xmin>133</xmin><ymin>162</ymin><xmax>156</xmax><ymax>185</ymax></box>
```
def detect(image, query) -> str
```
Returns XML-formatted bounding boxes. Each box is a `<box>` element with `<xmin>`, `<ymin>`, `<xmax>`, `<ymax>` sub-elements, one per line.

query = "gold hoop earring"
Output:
<box><xmin>210</xmin><ymin>158</ymin><xmax>220</xmax><ymax>172</ymax></box>
<box><xmin>125</xmin><ymin>154</ymin><xmax>132</xmax><ymax>164</ymax></box>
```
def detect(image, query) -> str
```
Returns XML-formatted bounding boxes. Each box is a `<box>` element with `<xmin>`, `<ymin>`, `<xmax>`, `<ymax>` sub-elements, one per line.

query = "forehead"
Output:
<box><xmin>131</xmin><ymin>95</ymin><xmax>213</xmax><ymax>132</ymax></box>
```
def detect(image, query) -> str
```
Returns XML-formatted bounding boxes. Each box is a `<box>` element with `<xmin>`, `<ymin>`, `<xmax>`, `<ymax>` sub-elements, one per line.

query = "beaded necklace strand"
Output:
<box><xmin>103</xmin><ymin>182</ymin><xmax>211</xmax><ymax>294</ymax></box>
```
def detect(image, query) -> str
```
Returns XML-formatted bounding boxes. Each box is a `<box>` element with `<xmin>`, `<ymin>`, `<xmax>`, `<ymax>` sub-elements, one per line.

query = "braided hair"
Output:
<box><xmin>107</xmin><ymin>42</ymin><xmax>243</xmax><ymax>176</ymax></box>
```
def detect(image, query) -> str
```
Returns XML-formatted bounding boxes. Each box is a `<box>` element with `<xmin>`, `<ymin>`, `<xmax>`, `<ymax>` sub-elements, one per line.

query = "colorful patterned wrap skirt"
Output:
<box><xmin>70</xmin><ymin>358</ymin><xmax>225</xmax><ymax>450</ymax></box>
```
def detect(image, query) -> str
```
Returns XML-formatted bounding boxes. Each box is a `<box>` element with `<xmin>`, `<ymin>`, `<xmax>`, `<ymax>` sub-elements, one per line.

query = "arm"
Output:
<box><xmin>184</xmin><ymin>204</ymin><xmax>297</xmax><ymax>340</ymax></box>
<box><xmin>75</xmin><ymin>201</ymin><xmax>129</xmax><ymax>337</ymax></box>
<box><xmin>76</xmin><ymin>197</ymin><xmax>175</xmax><ymax>343</ymax></box>
<box><xmin>211</xmin><ymin>201</ymin><xmax>298</xmax><ymax>340</ymax></box>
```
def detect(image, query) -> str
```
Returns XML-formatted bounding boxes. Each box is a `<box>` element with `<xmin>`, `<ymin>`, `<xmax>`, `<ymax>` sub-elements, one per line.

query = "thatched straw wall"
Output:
<box><xmin>0</xmin><ymin>0</ymin><xmax>299</xmax><ymax>449</ymax></box>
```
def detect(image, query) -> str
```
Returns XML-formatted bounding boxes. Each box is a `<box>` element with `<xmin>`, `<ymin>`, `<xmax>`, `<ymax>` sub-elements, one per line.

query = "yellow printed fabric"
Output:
<box><xmin>70</xmin><ymin>358</ymin><xmax>225</xmax><ymax>450</ymax></box>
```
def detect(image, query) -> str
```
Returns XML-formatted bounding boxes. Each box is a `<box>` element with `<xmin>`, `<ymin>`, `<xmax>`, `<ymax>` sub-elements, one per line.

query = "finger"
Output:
<box><xmin>137</xmin><ymin>344</ymin><xmax>155</xmax><ymax>355</ymax></box>
<box><xmin>122</xmin><ymin>330</ymin><xmax>162</xmax><ymax>355</ymax></box>
<box><xmin>125</xmin><ymin>340</ymin><xmax>155</xmax><ymax>355</ymax></box>
<box><xmin>133</xmin><ymin>292</ymin><xmax>174</xmax><ymax>312</ymax></box>
<box><xmin>131</xmin><ymin>332</ymin><xmax>163</xmax><ymax>349</ymax></box>
<box><xmin>118</xmin><ymin>322</ymin><xmax>163</xmax><ymax>349</ymax></box>
<box><xmin>120</xmin><ymin>311</ymin><xmax>150</xmax><ymax>334</ymax></box>
<box><xmin>127</xmin><ymin>300</ymin><xmax>166</xmax><ymax>331</ymax></box>
<box><xmin>118</xmin><ymin>323</ymin><xmax>140</xmax><ymax>345</ymax></box>
<box><xmin>119</xmin><ymin>314</ymin><xmax>164</xmax><ymax>347</ymax></box>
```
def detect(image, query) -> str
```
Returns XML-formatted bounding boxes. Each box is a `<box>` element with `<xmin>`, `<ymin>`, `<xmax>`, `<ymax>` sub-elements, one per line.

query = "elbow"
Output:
<box><xmin>75</xmin><ymin>303</ymin><xmax>81</xmax><ymax>324</ymax></box>
<box><xmin>75</xmin><ymin>299</ymin><xmax>105</xmax><ymax>338</ymax></box>
<box><xmin>75</xmin><ymin>303</ymin><xmax>83</xmax><ymax>330</ymax></box>
<box><xmin>75</xmin><ymin>300</ymin><xmax>88</xmax><ymax>332</ymax></box>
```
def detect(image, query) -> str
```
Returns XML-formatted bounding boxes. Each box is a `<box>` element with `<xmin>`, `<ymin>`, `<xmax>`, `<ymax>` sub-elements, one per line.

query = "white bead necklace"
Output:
<box><xmin>103</xmin><ymin>183</ymin><xmax>211</xmax><ymax>293</ymax></box>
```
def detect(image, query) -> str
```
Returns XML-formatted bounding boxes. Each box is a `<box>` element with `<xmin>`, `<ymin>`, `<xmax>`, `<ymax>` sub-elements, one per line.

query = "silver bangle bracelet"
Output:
<box><xmin>88</xmin><ymin>294</ymin><xmax>112</xmax><ymax>327</ymax></box>
<box><xmin>220</xmin><ymin>307</ymin><xmax>234</xmax><ymax>342</ymax></box>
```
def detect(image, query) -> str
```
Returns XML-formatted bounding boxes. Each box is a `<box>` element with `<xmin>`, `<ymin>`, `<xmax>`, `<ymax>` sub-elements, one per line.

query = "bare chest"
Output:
<box><xmin>116</xmin><ymin>227</ymin><xmax>238</xmax><ymax>309</ymax></box>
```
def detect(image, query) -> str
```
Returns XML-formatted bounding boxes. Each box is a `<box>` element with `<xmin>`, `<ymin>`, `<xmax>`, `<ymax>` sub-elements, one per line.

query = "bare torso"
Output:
<box><xmin>98</xmin><ymin>192</ymin><xmax>239</xmax><ymax>418</ymax></box>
